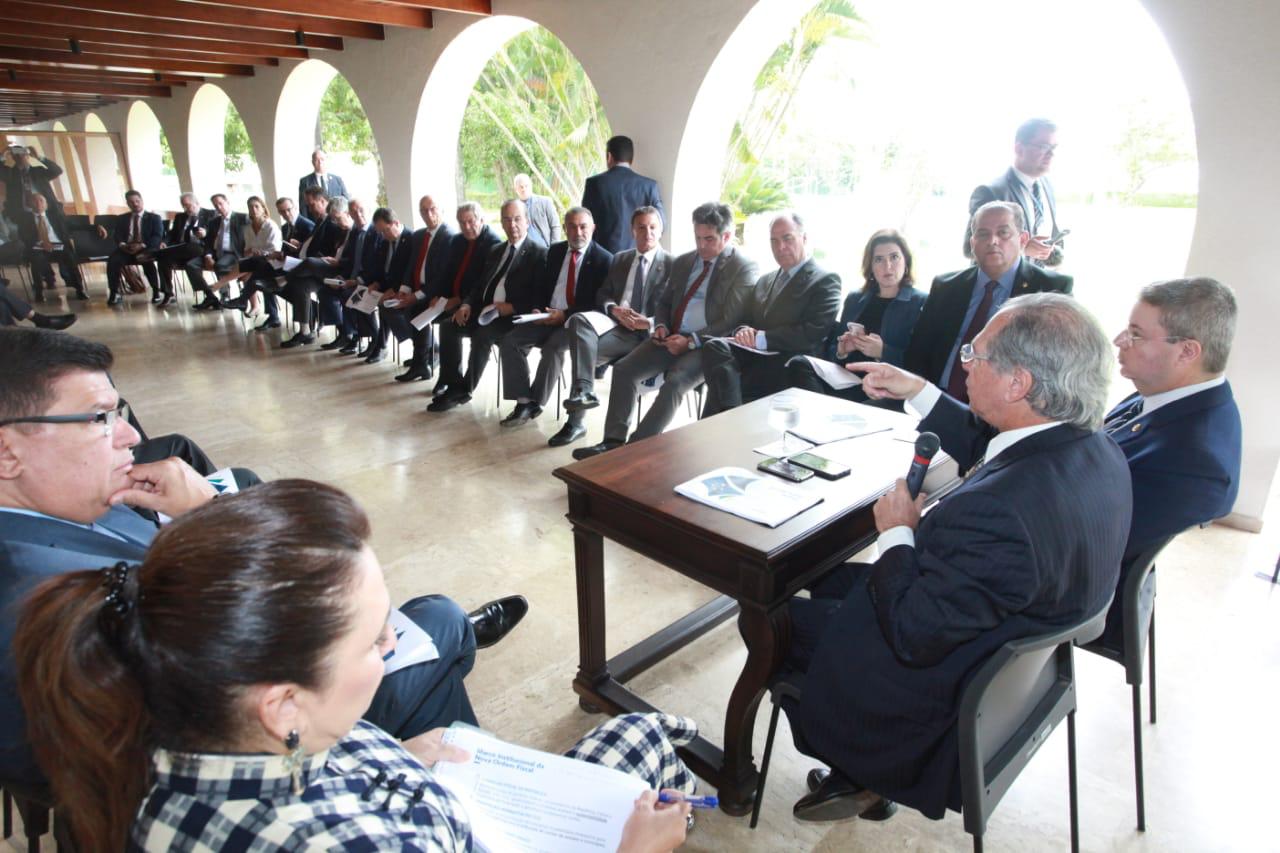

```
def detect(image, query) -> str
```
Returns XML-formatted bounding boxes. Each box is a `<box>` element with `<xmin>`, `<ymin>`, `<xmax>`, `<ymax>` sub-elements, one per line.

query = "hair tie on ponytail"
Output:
<box><xmin>100</xmin><ymin>562</ymin><xmax>141</xmax><ymax>616</ymax></box>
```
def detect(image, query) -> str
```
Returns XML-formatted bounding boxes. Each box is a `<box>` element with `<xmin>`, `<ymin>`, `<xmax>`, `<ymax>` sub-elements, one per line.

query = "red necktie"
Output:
<box><xmin>451</xmin><ymin>240</ymin><xmax>476</xmax><ymax>298</ymax></box>
<box><xmin>413</xmin><ymin>230</ymin><xmax>432</xmax><ymax>288</ymax></box>
<box><xmin>565</xmin><ymin>250</ymin><xmax>579</xmax><ymax>306</ymax></box>
<box><xmin>670</xmin><ymin>259</ymin><xmax>711</xmax><ymax>333</ymax></box>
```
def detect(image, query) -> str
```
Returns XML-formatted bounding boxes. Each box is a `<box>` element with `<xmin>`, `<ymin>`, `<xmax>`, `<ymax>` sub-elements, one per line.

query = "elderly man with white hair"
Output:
<box><xmin>513</xmin><ymin>172</ymin><xmax>560</xmax><ymax>248</ymax></box>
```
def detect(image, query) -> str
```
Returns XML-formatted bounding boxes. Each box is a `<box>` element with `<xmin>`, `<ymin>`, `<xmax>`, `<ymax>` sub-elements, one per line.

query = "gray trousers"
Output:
<box><xmin>604</xmin><ymin>340</ymin><xmax>704</xmax><ymax>442</ymax></box>
<box><xmin>499</xmin><ymin>322</ymin><xmax>569</xmax><ymax>405</ymax></box>
<box><xmin>566</xmin><ymin>313</ymin><xmax>647</xmax><ymax>424</ymax></box>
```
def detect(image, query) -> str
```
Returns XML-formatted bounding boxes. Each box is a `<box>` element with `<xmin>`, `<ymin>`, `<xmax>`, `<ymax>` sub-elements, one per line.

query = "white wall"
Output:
<box><xmin>42</xmin><ymin>0</ymin><xmax>1279</xmax><ymax>526</ymax></box>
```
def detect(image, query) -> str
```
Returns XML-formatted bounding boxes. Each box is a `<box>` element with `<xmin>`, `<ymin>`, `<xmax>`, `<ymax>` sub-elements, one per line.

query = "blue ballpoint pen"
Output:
<box><xmin>657</xmin><ymin>792</ymin><xmax>719</xmax><ymax>809</ymax></box>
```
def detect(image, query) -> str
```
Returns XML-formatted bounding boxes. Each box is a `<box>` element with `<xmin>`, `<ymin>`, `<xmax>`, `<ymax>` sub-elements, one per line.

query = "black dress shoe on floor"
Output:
<box><xmin>75</xmin><ymin>290</ymin><xmax>89</xmax><ymax>301</ymax></box>
<box><xmin>256</xmin><ymin>319</ymin><xmax>281</xmax><ymax>331</ymax></box>
<box><xmin>364</xmin><ymin>348</ymin><xmax>387</xmax><ymax>364</ymax></box>
<box><xmin>338</xmin><ymin>340</ymin><xmax>359</xmax><ymax>354</ymax></box>
<box><xmin>563</xmin><ymin>391</ymin><xmax>600</xmax><ymax>413</ymax></box>
<box><xmin>794</xmin><ymin>769</ymin><xmax>897</xmax><ymax>822</ymax></box>
<box><xmin>427</xmin><ymin>392</ymin><xmax>470</xmax><ymax>413</ymax></box>
<box><xmin>31</xmin><ymin>312</ymin><xmax>76</xmax><ymax>330</ymax></box>
<box><xmin>320</xmin><ymin>335</ymin><xmax>352</xmax><ymax>351</ymax></box>
<box><xmin>280</xmin><ymin>333</ymin><xmax>315</xmax><ymax>349</ymax></box>
<box><xmin>468</xmin><ymin>595</ymin><xmax>529</xmax><ymax>649</ymax></box>
<box><xmin>106</xmin><ymin>294</ymin><xmax>122</xmax><ymax>306</ymax></box>
<box><xmin>150</xmin><ymin>294</ymin><xmax>163</xmax><ymax>304</ymax></box>
<box><xmin>548</xmin><ymin>421</ymin><xmax>588</xmax><ymax>447</ymax></box>
<box><xmin>222</xmin><ymin>296</ymin><xmax>249</xmax><ymax>312</ymax></box>
<box><xmin>395</xmin><ymin>366</ymin><xmax>429</xmax><ymax>382</ymax></box>
<box><xmin>571</xmin><ymin>440</ymin><xmax>623</xmax><ymax>461</ymax></box>
<box><xmin>431</xmin><ymin>382</ymin><xmax>451</xmax><ymax>398</ymax></box>
<box><xmin>500</xmin><ymin>402</ymin><xmax>542</xmax><ymax>427</ymax></box>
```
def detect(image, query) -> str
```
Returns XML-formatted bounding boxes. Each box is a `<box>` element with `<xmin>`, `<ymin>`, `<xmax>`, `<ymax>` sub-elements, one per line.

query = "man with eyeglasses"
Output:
<box><xmin>1097</xmin><ymin>276</ymin><xmax>1241</xmax><ymax>651</ymax></box>
<box><xmin>906</xmin><ymin>201</ymin><xmax>1072</xmax><ymax>404</ymax></box>
<box><xmin>776</xmin><ymin>293</ymin><xmax>1130</xmax><ymax>823</ymax></box>
<box><xmin>0</xmin><ymin>328</ymin><xmax>528</xmax><ymax>788</ymax></box>
<box><xmin>964</xmin><ymin>118</ymin><xmax>1065</xmax><ymax>267</ymax></box>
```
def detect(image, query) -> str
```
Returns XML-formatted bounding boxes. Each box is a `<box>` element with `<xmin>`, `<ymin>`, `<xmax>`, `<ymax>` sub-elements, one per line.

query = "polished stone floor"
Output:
<box><xmin>6</xmin><ymin>278</ymin><xmax>1279</xmax><ymax>852</ymax></box>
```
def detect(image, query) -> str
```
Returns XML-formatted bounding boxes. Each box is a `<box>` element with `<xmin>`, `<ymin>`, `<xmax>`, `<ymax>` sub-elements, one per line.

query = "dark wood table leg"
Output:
<box><xmin>572</xmin><ymin>516</ymin><xmax>609</xmax><ymax>713</ymax></box>
<box><xmin>716</xmin><ymin>601</ymin><xmax>792</xmax><ymax>815</ymax></box>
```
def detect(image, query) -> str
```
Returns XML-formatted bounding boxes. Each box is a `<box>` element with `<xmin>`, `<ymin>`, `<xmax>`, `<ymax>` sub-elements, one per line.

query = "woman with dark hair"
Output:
<box><xmin>224</xmin><ymin>195</ymin><xmax>285</xmax><ymax>328</ymax></box>
<box><xmin>14</xmin><ymin>480</ymin><xmax>694</xmax><ymax>851</ymax></box>
<box><xmin>787</xmin><ymin>229</ymin><xmax>926</xmax><ymax>401</ymax></box>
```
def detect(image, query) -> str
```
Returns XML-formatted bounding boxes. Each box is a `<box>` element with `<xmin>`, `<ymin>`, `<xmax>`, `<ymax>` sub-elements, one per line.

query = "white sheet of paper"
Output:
<box><xmin>675</xmin><ymin>466</ymin><xmax>822</xmax><ymax>527</ymax></box>
<box><xmin>579</xmin><ymin>310</ymin><xmax>617</xmax><ymax>336</ymax></box>
<box><xmin>345</xmin><ymin>285</ymin><xmax>382</xmax><ymax>314</ymax></box>
<box><xmin>382</xmin><ymin>609</ymin><xmax>439</xmax><ymax>675</ymax></box>
<box><xmin>411</xmin><ymin>298</ymin><xmax>447</xmax><ymax>330</ymax></box>
<box><xmin>434</xmin><ymin>726</ymin><xmax>647</xmax><ymax>853</ymax></box>
<box><xmin>726</xmin><ymin>337</ymin><xmax>778</xmax><ymax>356</ymax></box>
<box><xmin>382</xmin><ymin>299</ymin><xmax>404</xmax><ymax>309</ymax></box>
<box><xmin>752</xmin><ymin>436</ymin><xmax>816</xmax><ymax>457</ymax></box>
<box><xmin>513</xmin><ymin>312</ymin><xmax>552</xmax><ymax>325</ymax></box>
<box><xmin>282</xmin><ymin>256</ymin><xmax>302</xmax><ymax>272</ymax></box>
<box><xmin>800</xmin><ymin>356</ymin><xmax>863</xmax><ymax>390</ymax></box>
<box><xmin>478</xmin><ymin>304</ymin><xmax>501</xmax><ymax>326</ymax></box>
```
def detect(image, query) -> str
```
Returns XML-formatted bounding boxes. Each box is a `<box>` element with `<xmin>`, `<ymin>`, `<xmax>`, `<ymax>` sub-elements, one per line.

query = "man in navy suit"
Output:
<box><xmin>965</xmin><ymin>118</ymin><xmax>1065</xmax><ymax>267</ymax></box>
<box><xmin>156</xmin><ymin>192</ymin><xmax>214</xmax><ymax>306</ymax></box>
<box><xmin>581</xmin><ymin>135</ymin><xmax>665</xmax><ymax>254</ymax></box>
<box><xmin>276</xmin><ymin>196</ymin><xmax>314</xmax><ymax>256</ymax></box>
<box><xmin>781</xmin><ymin>293</ymin><xmax>1131</xmax><ymax>822</ymax></box>
<box><xmin>497</xmin><ymin>206</ymin><xmax>612</xmax><ymax>438</ymax></box>
<box><xmin>297</xmin><ymin>148</ymin><xmax>349</xmax><ymax>207</ymax></box>
<box><xmin>1099</xmin><ymin>276</ymin><xmax>1241</xmax><ymax>649</ymax></box>
<box><xmin>103</xmin><ymin>189</ymin><xmax>164</xmax><ymax>306</ymax></box>
<box><xmin>0</xmin><ymin>329</ymin><xmax>524</xmax><ymax>786</ymax></box>
<box><xmin>379</xmin><ymin>195</ymin><xmax>456</xmax><ymax>382</ymax></box>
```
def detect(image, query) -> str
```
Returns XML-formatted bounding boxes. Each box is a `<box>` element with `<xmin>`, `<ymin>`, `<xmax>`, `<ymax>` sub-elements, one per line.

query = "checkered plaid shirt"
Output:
<box><xmin>129</xmin><ymin>714</ymin><xmax>697</xmax><ymax>851</ymax></box>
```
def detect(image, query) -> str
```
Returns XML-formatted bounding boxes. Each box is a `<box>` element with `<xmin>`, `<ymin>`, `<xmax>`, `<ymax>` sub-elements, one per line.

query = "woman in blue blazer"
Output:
<box><xmin>788</xmin><ymin>229</ymin><xmax>926</xmax><ymax>400</ymax></box>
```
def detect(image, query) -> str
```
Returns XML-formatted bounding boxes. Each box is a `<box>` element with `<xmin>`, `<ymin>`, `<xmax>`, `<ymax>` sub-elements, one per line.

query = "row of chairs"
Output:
<box><xmin>751</xmin><ymin>537</ymin><xmax>1172</xmax><ymax>851</ymax></box>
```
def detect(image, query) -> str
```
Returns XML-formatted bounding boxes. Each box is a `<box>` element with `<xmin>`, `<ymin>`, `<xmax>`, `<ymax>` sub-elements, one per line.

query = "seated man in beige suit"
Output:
<box><xmin>700</xmin><ymin>211</ymin><xmax>841</xmax><ymax>416</ymax></box>
<box><xmin>574</xmin><ymin>201</ymin><xmax>757</xmax><ymax>459</ymax></box>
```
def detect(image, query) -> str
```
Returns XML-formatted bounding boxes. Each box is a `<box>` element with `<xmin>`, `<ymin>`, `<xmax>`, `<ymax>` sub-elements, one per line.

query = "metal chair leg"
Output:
<box><xmin>1132</xmin><ymin>683</ymin><xmax>1146</xmax><ymax>831</ymax></box>
<box><xmin>1148</xmin><ymin>611</ymin><xmax>1157</xmax><ymax>724</ymax></box>
<box><xmin>1068</xmin><ymin>709</ymin><xmax>1080</xmax><ymax>853</ymax></box>
<box><xmin>972</xmin><ymin>834</ymin><xmax>983</xmax><ymax>853</ymax></box>
<box><xmin>749</xmin><ymin>701</ymin><xmax>783</xmax><ymax>829</ymax></box>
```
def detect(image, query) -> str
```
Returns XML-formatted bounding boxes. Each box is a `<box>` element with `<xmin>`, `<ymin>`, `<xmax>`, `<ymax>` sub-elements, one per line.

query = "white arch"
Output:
<box><xmin>126</xmin><ymin>101</ymin><xmax>179</xmax><ymax>205</ymax></box>
<box><xmin>273</xmin><ymin>59</ymin><xmax>340</xmax><ymax>206</ymax></box>
<box><xmin>188</xmin><ymin>84</ymin><xmax>262</xmax><ymax>207</ymax></box>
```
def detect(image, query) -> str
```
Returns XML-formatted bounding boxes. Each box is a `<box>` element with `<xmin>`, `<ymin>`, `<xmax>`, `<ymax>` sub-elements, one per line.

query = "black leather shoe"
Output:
<box><xmin>427</xmin><ymin>392</ymin><xmax>470</xmax><ymax>413</ymax></box>
<box><xmin>256</xmin><ymin>319</ymin><xmax>281</xmax><ymax>331</ymax></box>
<box><xmin>31</xmin><ymin>312</ymin><xmax>77</xmax><ymax>331</ymax></box>
<box><xmin>468</xmin><ymin>595</ymin><xmax>529</xmax><ymax>650</ymax></box>
<box><xmin>75</xmin><ymin>290</ymin><xmax>89</xmax><ymax>301</ymax></box>
<box><xmin>338</xmin><ymin>340</ymin><xmax>359</xmax><ymax>354</ymax></box>
<box><xmin>548</xmin><ymin>421</ymin><xmax>587</xmax><ymax>447</ymax></box>
<box><xmin>500</xmin><ymin>402</ymin><xmax>542</xmax><ymax>428</ymax></box>
<box><xmin>158</xmin><ymin>294</ymin><xmax>174</xmax><ymax>307</ymax></box>
<box><xmin>320</xmin><ymin>335</ymin><xmax>352</xmax><ymax>351</ymax></box>
<box><xmin>364</xmin><ymin>348</ymin><xmax>387</xmax><ymax>364</ymax></box>
<box><xmin>106</xmin><ymin>293</ymin><xmax>122</xmax><ymax>306</ymax></box>
<box><xmin>150</xmin><ymin>294</ymin><xmax>163</xmax><ymax>304</ymax></box>
<box><xmin>571</xmin><ymin>440</ymin><xmax>623</xmax><ymax>461</ymax></box>
<box><xmin>280</xmin><ymin>333</ymin><xmax>315</xmax><ymax>349</ymax></box>
<box><xmin>396</xmin><ymin>366</ymin><xmax>429</xmax><ymax>382</ymax></box>
<box><xmin>794</xmin><ymin>769</ymin><xmax>896</xmax><ymax>822</ymax></box>
<box><xmin>563</xmin><ymin>391</ymin><xmax>600</xmax><ymax>413</ymax></box>
<box><xmin>222</xmin><ymin>296</ymin><xmax>249</xmax><ymax>312</ymax></box>
<box><xmin>431</xmin><ymin>382</ymin><xmax>451</xmax><ymax>398</ymax></box>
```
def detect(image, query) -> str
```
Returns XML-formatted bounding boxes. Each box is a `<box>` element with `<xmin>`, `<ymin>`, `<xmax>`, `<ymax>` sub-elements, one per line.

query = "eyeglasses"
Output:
<box><xmin>959</xmin><ymin>343</ymin><xmax>992</xmax><ymax>364</ymax></box>
<box><xmin>1026</xmin><ymin>142</ymin><xmax>1058</xmax><ymax>154</ymax></box>
<box><xmin>0</xmin><ymin>401</ymin><xmax>131</xmax><ymax>437</ymax></box>
<box><xmin>1114</xmin><ymin>330</ymin><xmax>1188</xmax><ymax>348</ymax></box>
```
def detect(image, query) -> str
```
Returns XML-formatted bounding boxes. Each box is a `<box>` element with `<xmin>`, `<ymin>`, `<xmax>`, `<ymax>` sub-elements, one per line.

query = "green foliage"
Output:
<box><xmin>1113</xmin><ymin>98</ymin><xmax>1194</xmax><ymax>203</ymax></box>
<box><xmin>722</xmin><ymin>0</ymin><xmax>865</xmax><ymax>222</ymax></box>
<box><xmin>158</xmin><ymin>131</ymin><xmax>176</xmax><ymax>176</ymax></box>
<box><xmin>223</xmin><ymin>101</ymin><xmax>255</xmax><ymax>173</ymax></box>
<box><xmin>318</xmin><ymin>76</ymin><xmax>379</xmax><ymax>167</ymax></box>
<box><xmin>457</xmin><ymin>26</ymin><xmax>612</xmax><ymax>214</ymax></box>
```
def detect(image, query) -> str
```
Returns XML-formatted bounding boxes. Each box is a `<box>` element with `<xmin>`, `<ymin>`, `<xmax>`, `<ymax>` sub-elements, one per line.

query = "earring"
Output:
<box><xmin>282</xmin><ymin>729</ymin><xmax>305</xmax><ymax>795</ymax></box>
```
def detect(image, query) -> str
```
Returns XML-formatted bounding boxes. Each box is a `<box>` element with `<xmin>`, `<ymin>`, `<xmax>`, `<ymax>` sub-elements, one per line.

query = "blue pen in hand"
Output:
<box><xmin>657</xmin><ymin>792</ymin><xmax>718</xmax><ymax>809</ymax></box>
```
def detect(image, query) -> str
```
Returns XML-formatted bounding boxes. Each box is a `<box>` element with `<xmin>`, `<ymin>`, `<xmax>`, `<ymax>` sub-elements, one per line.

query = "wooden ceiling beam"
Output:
<box><xmin>0</xmin><ymin>78</ymin><xmax>171</xmax><ymax>98</ymax></box>
<box><xmin>380</xmin><ymin>0</ymin><xmax>490</xmax><ymax>13</ymax></box>
<box><xmin>32</xmin><ymin>0</ymin><xmax>386</xmax><ymax>40</ymax></box>
<box><xmin>0</xmin><ymin>34</ymin><xmax>286</xmax><ymax>66</ymax></box>
<box><xmin>180</xmin><ymin>0</ymin><xmax>431</xmax><ymax>29</ymax></box>
<box><xmin>0</xmin><ymin>63</ymin><xmax>197</xmax><ymax>85</ymax></box>
<box><xmin>0</xmin><ymin>3</ymin><xmax>346</xmax><ymax>50</ymax></box>
<box><xmin>0</xmin><ymin>23</ymin><xmax>312</xmax><ymax>59</ymax></box>
<box><xmin>0</xmin><ymin>48</ymin><xmax>257</xmax><ymax>76</ymax></box>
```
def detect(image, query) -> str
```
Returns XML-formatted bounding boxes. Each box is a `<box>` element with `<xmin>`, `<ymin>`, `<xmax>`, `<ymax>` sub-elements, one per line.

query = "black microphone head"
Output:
<box><xmin>914</xmin><ymin>431</ymin><xmax>940</xmax><ymax>460</ymax></box>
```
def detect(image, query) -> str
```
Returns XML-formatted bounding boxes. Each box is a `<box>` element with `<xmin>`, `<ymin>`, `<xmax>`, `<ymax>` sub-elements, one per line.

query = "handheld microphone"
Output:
<box><xmin>905</xmin><ymin>432</ymin><xmax>940</xmax><ymax>498</ymax></box>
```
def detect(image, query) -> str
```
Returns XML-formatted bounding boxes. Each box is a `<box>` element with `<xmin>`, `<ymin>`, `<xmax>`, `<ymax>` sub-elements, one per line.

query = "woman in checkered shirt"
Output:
<box><xmin>14</xmin><ymin>480</ymin><xmax>696</xmax><ymax>851</ymax></box>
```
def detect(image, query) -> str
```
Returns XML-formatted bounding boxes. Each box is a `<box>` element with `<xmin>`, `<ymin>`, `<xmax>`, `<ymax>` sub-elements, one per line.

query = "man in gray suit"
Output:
<box><xmin>514</xmin><ymin>173</ymin><xmax>560</xmax><ymax>247</ymax></box>
<box><xmin>964</xmin><ymin>118</ymin><xmax>1064</xmax><ymax>267</ymax></box>
<box><xmin>701</xmin><ymin>211</ymin><xmax>841</xmax><ymax>416</ymax></box>
<box><xmin>574</xmin><ymin>201</ymin><xmax>757</xmax><ymax>458</ymax></box>
<box><xmin>562</xmin><ymin>206</ymin><xmax>672</xmax><ymax>428</ymax></box>
<box><xmin>297</xmin><ymin>148</ymin><xmax>349</xmax><ymax>206</ymax></box>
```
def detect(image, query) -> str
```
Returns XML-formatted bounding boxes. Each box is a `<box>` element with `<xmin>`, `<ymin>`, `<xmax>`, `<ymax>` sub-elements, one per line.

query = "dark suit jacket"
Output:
<box><xmin>904</xmin><ymin>262</ymin><xmax>1073</xmax><ymax>386</ymax></box>
<box><xmin>737</xmin><ymin>258</ymin><xmax>841</xmax><ymax>355</ymax></box>
<box><xmin>17</xmin><ymin>210</ymin><xmax>77</xmax><ymax>254</ymax></box>
<box><xmin>528</xmin><ymin>240</ymin><xmax>612</xmax><ymax>316</ymax></box>
<box><xmin>201</xmin><ymin>213</ymin><xmax>248</xmax><ymax>258</ymax></box>
<box><xmin>364</xmin><ymin>231</ymin><xmax>414</xmax><ymax>291</ymax></box>
<box><xmin>166</xmin><ymin>209</ymin><xmax>215</xmax><ymax>247</ymax></box>
<box><xmin>338</xmin><ymin>224</ymin><xmax>381</xmax><ymax>281</ymax></box>
<box><xmin>430</xmin><ymin>226</ymin><xmax>502</xmax><ymax>303</ymax></box>
<box><xmin>1</xmin><ymin>506</ymin><xmax>156</xmax><ymax>784</ymax></box>
<box><xmin>796</xmin><ymin>395</ymin><xmax>1132</xmax><ymax>818</ymax></box>
<box><xmin>596</xmin><ymin>247</ymin><xmax>673</xmax><ymax>317</ymax></box>
<box><xmin>654</xmin><ymin>246</ymin><xmax>758</xmax><ymax>341</ymax></box>
<box><xmin>297</xmin><ymin>172</ymin><xmax>349</xmax><ymax>204</ymax></box>
<box><xmin>281</xmin><ymin>215</ymin><xmax>315</xmax><ymax>256</ymax></box>
<box><xmin>111</xmin><ymin>210</ymin><xmax>164</xmax><ymax>252</ymax></box>
<box><xmin>301</xmin><ymin>216</ymin><xmax>347</xmax><ymax>261</ymax></box>
<box><xmin>1</xmin><ymin>158</ymin><xmax>65</xmax><ymax>232</ymax></box>
<box><xmin>580</xmin><ymin>165</ymin><xmax>665</xmax><ymax>254</ymax></box>
<box><xmin>467</xmin><ymin>238</ymin><xmax>548</xmax><ymax>311</ymax></box>
<box><xmin>824</xmin><ymin>286</ymin><xmax>927</xmax><ymax>367</ymax></box>
<box><xmin>402</xmin><ymin>223</ymin><xmax>457</xmax><ymax>293</ymax></box>
<box><xmin>965</xmin><ymin>168</ymin><xmax>1063</xmax><ymax>265</ymax></box>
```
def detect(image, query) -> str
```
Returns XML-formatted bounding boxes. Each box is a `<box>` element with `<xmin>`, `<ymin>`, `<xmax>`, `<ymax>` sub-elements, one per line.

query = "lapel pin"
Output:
<box><xmin>1131</xmin><ymin>423</ymin><xmax>1143</xmax><ymax>432</ymax></box>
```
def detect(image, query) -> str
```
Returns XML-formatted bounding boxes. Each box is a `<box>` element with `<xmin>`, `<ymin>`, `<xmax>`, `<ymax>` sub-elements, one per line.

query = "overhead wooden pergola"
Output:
<box><xmin>0</xmin><ymin>0</ymin><xmax>490</xmax><ymax>126</ymax></box>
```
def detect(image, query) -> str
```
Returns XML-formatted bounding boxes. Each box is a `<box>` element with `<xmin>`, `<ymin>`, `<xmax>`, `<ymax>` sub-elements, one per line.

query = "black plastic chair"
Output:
<box><xmin>2</xmin><ymin>779</ymin><xmax>75</xmax><ymax>851</ymax></box>
<box><xmin>1079</xmin><ymin>535</ymin><xmax>1175</xmax><ymax>832</ymax></box>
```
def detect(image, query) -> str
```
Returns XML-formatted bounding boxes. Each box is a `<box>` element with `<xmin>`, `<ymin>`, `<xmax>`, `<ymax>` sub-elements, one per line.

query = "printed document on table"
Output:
<box><xmin>675</xmin><ymin>466</ymin><xmax>822</xmax><ymax>527</ymax></box>
<box><xmin>411</xmin><ymin>298</ymin><xmax>448</xmax><ymax>330</ymax></box>
<box><xmin>799</xmin><ymin>356</ymin><xmax>862</xmax><ymax>390</ymax></box>
<box><xmin>382</xmin><ymin>608</ymin><xmax>439</xmax><ymax>675</ymax></box>
<box><xmin>578</xmin><ymin>310</ymin><xmax>617</xmax><ymax>335</ymax></box>
<box><xmin>434</xmin><ymin>726</ymin><xmax>647</xmax><ymax>853</ymax></box>
<box><xmin>513</xmin><ymin>312</ymin><xmax>552</xmax><ymax>325</ymax></box>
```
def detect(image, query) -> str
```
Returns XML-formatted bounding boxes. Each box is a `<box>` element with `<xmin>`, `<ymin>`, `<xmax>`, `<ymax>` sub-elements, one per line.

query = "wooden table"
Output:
<box><xmin>553</xmin><ymin>389</ymin><xmax>958</xmax><ymax>815</ymax></box>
